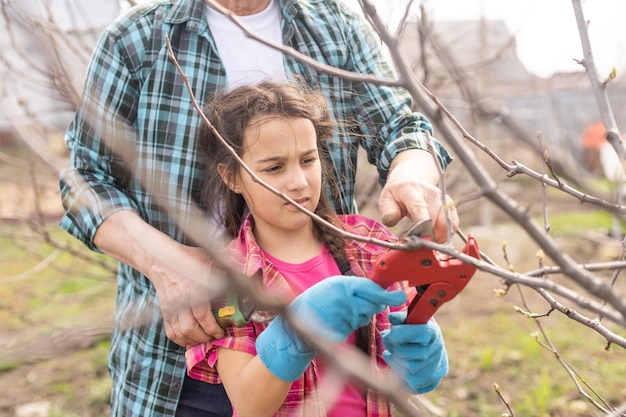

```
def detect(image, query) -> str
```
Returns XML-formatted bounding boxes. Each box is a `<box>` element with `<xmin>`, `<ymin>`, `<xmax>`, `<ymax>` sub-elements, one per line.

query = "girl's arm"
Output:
<box><xmin>213</xmin><ymin>276</ymin><xmax>407</xmax><ymax>417</ymax></box>
<box><xmin>215</xmin><ymin>347</ymin><xmax>291</xmax><ymax>417</ymax></box>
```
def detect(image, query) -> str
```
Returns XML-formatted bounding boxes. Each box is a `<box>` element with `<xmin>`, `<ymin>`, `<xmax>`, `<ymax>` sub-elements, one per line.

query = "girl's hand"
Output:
<box><xmin>256</xmin><ymin>275</ymin><xmax>406</xmax><ymax>382</ymax></box>
<box><xmin>381</xmin><ymin>311</ymin><xmax>449</xmax><ymax>394</ymax></box>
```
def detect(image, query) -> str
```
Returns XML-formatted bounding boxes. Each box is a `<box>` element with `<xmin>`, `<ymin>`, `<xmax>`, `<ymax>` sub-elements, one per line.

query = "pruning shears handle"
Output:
<box><xmin>371</xmin><ymin>226</ymin><xmax>480</xmax><ymax>324</ymax></box>
<box><xmin>212</xmin><ymin>293</ymin><xmax>255</xmax><ymax>328</ymax></box>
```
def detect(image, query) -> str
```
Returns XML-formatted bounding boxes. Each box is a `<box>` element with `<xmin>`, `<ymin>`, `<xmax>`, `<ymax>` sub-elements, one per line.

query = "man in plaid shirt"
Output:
<box><xmin>59</xmin><ymin>0</ymin><xmax>455</xmax><ymax>416</ymax></box>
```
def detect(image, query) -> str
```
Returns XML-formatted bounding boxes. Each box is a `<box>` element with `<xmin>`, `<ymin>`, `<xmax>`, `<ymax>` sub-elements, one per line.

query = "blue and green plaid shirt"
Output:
<box><xmin>60</xmin><ymin>0</ymin><xmax>451</xmax><ymax>415</ymax></box>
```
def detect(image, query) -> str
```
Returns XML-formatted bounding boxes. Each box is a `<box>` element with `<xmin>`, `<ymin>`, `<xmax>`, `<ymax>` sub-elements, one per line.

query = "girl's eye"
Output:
<box><xmin>302</xmin><ymin>157</ymin><xmax>317</xmax><ymax>165</ymax></box>
<box><xmin>264</xmin><ymin>165</ymin><xmax>282</xmax><ymax>173</ymax></box>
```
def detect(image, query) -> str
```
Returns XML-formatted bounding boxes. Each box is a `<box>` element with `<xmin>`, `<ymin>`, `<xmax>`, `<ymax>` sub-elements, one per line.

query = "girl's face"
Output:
<box><xmin>230</xmin><ymin>116</ymin><xmax>322</xmax><ymax>238</ymax></box>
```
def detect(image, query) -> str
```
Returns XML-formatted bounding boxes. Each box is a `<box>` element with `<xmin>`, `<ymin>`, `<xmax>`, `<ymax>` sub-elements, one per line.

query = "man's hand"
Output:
<box><xmin>94</xmin><ymin>210</ymin><xmax>224</xmax><ymax>347</ymax></box>
<box><xmin>149</xmin><ymin>244</ymin><xmax>225</xmax><ymax>346</ymax></box>
<box><xmin>379</xmin><ymin>150</ymin><xmax>459</xmax><ymax>242</ymax></box>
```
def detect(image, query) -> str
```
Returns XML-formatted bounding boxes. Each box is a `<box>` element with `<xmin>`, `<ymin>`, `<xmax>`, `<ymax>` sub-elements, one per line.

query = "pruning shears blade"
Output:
<box><xmin>402</xmin><ymin>219</ymin><xmax>434</xmax><ymax>240</ymax></box>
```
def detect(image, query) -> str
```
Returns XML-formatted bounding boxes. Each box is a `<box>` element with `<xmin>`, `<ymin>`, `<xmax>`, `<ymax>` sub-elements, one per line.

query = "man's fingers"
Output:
<box><xmin>379</xmin><ymin>160</ymin><xmax>459</xmax><ymax>241</ymax></box>
<box><xmin>181</xmin><ymin>307</ymin><xmax>216</xmax><ymax>344</ymax></box>
<box><xmin>431</xmin><ymin>195</ymin><xmax>459</xmax><ymax>243</ymax></box>
<box><xmin>379</xmin><ymin>189</ymin><xmax>430</xmax><ymax>227</ymax></box>
<box><xmin>164</xmin><ymin>316</ymin><xmax>188</xmax><ymax>347</ymax></box>
<box><xmin>165</xmin><ymin>310</ymin><xmax>214</xmax><ymax>347</ymax></box>
<box><xmin>405</xmin><ymin>199</ymin><xmax>430</xmax><ymax>225</ymax></box>
<box><xmin>193</xmin><ymin>303</ymin><xmax>224</xmax><ymax>340</ymax></box>
<box><xmin>188</xmin><ymin>282</ymin><xmax>224</xmax><ymax>340</ymax></box>
<box><xmin>379</xmin><ymin>183</ymin><xmax>431</xmax><ymax>227</ymax></box>
<box><xmin>379</xmin><ymin>193</ymin><xmax>402</xmax><ymax>227</ymax></box>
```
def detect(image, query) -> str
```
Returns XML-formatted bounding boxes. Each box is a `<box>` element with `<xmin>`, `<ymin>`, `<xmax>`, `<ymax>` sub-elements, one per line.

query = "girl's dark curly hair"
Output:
<box><xmin>196</xmin><ymin>81</ymin><xmax>346</xmax><ymax>263</ymax></box>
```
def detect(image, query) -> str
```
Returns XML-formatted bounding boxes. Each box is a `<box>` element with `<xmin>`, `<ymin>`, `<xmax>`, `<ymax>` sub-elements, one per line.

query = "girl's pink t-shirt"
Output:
<box><xmin>262</xmin><ymin>247</ymin><xmax>367</xmax><ymax>417</ymax></box>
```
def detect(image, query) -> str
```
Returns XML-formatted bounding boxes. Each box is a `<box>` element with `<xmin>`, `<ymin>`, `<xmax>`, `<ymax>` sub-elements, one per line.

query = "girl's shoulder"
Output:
<box><xmin>339</xmin><ymin>214</ymin><xmax>398</xmax><ymax>265</ymax></box>
<box><xmin>337</xmin><ymin>214</ymin><xmax>397</xmax><ymax>243</ymax></box>
<box><xmin>227</xmin><ymin>216</ymin><xmax>265</xmax><ymax>275</ymax></box>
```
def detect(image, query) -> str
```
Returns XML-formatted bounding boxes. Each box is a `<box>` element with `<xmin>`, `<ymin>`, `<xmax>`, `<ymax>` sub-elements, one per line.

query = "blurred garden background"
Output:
<box><xmin>2</xmin><ymin>1</ymin><xmax>626</xmax><ymax>416</ymax></box>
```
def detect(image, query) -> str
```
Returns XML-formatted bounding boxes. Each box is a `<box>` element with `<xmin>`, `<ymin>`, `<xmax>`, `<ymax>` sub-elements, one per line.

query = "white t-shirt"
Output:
<box><xmin>205</xmin><ymin>0</ymin><xmax>286</xmax><ymax>90</ymax></box>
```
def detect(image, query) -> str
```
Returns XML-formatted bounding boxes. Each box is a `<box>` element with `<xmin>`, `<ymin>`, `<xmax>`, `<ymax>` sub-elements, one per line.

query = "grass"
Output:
<box><xmin>0</xmin><ymin>221</ymin><xmax>115</xmax><ymax>416</ymax></box>
<box><xmin>0</xmin><ymin>222</ymin><xmax>116</xmax><ymax>331</ymax></box>
<box><xmin>511</xmin><ymin>173</ymin><xmax>624</xmax><ymax>235</ymax></box>
<box><xmin>544</xmin><ymin>209</ymin><xmax>620</xmax><ymax>235</ymax></box>
<box><xmin>429</xmin><ymin>305</ymin><xmax>626</xmax><ymax>416</ymax></box>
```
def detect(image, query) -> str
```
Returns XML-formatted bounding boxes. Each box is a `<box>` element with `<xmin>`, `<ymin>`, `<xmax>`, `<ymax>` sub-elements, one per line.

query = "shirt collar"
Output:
<box><xmin>230</xmin><ymin>214</ymin><xmax>264</xmax><ymax>277</ymax></box>
<box><xmin>165</xmin><ymin>0</ymin><xmax>207</xmax><ymax>33</ymax></box>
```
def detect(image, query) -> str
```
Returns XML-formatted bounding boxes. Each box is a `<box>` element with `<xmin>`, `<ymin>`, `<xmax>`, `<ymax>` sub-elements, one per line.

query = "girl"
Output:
<box><xmin>187</xmin><ymin>82</ymin><xmax>448</xmax><ymax>417</ymax></box>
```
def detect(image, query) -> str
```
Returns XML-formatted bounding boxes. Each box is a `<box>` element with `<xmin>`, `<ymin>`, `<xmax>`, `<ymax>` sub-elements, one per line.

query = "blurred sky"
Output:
<box><xmin>345</xmin><ymin>0</ymin><xmax>626</xmax><ymax>79</ymax></box>
<box><xmin>430</xmin><ymin>0</ymin><xmax>626</xmax><ymax>78</ymax></box>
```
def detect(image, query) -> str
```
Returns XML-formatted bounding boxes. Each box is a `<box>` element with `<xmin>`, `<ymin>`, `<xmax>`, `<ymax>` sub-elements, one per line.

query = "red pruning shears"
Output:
<box><xmin>371</xmin><ymin>220</ymin><xmax>480</xmax><ymax>324</ymax></box>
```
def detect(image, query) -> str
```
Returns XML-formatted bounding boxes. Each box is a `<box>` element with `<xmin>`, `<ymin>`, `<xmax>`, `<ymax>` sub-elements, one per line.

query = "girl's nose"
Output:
<box><xmin>287</xmin><ymin>166</ymin><xmax>307</xmax><ymax>190</ymax></box>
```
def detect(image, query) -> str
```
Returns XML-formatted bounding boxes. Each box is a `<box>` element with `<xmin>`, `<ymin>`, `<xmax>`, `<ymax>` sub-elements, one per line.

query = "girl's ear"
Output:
<box><xmin>217</xmin><ymin>163</ymin><xmax>241</xmax><ymax>194</ymax></box>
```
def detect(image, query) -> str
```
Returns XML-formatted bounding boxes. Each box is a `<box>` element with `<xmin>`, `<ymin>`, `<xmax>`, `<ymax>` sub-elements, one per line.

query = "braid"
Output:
<box><xmin>312</xmin><ymin>196</ymin><xmax>373</xmax><ymax>355</ymax></box>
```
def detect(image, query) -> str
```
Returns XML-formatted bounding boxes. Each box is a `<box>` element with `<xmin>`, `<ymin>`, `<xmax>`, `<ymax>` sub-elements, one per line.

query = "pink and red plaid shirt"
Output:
<box><xmin>186</xmin><ymin>214</ymin><xmax>415</xmax><ymax>417</ymax></box>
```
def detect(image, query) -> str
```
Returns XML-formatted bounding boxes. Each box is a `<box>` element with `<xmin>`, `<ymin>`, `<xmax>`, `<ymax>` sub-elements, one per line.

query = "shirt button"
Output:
<box><xmin>172</xmin><ymin>382</ymin><xmax>181</xmax><ymax>391</ymax></box>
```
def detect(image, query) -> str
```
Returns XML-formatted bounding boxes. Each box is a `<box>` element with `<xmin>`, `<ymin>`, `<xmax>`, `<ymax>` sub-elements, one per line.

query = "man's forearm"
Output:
<box><xmin>93</xmin><ymin>210</ymin><xmax>174</xmax><ymax>278</ymax></box>
<box><xmin>95</xmin><ymin>210</ymin><xmax>225</xmax><ymax>343</ymax></box>
<box><xmin>389</xmin><ymin>149</ymin><xmax>441</xmax><ymax>186</ymax></box>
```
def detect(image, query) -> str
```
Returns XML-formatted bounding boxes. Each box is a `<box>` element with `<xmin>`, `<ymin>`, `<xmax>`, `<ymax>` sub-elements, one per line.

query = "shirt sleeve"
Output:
<box><xmin>59</xmin><ymin>24</ymin><xmax>141</xmax><ymax>251</ymax></box>
<box><xmin>342</xmin><ymin>10</ymin><xmax>453</xmax><ymax>185</ymax></box>
<box><xmin>186</xmin><ymin>322</ymin><xmax>260</xmax><ymax>384</ymax></box>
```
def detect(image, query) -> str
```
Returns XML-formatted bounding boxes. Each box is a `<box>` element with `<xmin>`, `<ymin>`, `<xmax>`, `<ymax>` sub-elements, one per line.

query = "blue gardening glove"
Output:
<box><xmin>256</xmin><ymin>275</ymin><xmax>407</xmax><ymax>382</ymax></box>
<box><xmin>382</xmin><ymin>311</ymin><xmax>449</xmax><ymax>394</ymax></box>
